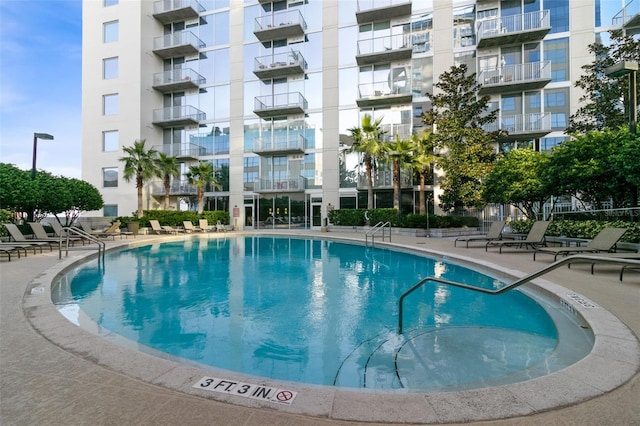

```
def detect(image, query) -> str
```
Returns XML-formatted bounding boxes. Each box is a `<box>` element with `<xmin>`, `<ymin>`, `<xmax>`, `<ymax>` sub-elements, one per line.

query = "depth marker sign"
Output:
<box><xmin>193</xmin><ymin>377</ymin><xmax>298</xmax><ymax>405</ymax></box>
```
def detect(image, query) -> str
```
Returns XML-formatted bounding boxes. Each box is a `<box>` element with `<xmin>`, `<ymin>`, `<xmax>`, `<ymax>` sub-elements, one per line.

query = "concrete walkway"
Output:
<box><xmin>1</xmin><ymin>231</ymin><xmax>638</xmax><ymax>425</ymax></box>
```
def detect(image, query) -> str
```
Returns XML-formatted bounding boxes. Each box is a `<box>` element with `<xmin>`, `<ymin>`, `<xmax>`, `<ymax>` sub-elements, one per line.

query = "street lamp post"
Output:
<box><xmin>32</xmin><ymin>132</ymin><xmax>54</xmax><ymax>179</ymax></box>
<box><xmin>30</xmin><ymin>132</ymin><xmax>54</xmax><ymax>221</ymax></box>
<box><xmin>605</xmin><ymin>61</ymin><xmax>638</xmax><ymax>134</ymax></box>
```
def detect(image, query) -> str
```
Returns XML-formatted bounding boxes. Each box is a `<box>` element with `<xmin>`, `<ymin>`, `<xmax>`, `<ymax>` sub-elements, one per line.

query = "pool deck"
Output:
<box><xmin>1</xmin><ymin>230</ymin><xmax>638</xmax><ymax>425</ymax></box>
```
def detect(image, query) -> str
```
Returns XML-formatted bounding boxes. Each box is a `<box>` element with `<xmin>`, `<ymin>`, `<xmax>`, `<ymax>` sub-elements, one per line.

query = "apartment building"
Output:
<box><xmin>81</xmin><ymin>0</ymin><xmax>639</xmax><ymax>229</ymax></box>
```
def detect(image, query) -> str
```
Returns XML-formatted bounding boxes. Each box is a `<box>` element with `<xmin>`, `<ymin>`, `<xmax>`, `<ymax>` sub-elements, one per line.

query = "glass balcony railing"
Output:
<box><xmin>254</xmin><ymin>92</ymin><xmax>308</xmax><ymax>118</ymax></box>
<box><xmin>152</xmin><ymin>105</ymin><xmax>206</xmax><ymax>127</ymax></box>
<box><xmin>254</xmin><ymin>51</ymin><xmax>307</xmax><ymax>78</ymax></box>
<box><xmin>357</xmin><ymin>169</ymin><xmax>413</xmax><ymax>189</ymax></box>
<box><xmin>612</xmin><ymin>0</ymin><xmax>640</xmax><ymax>30</ymax></box>
<box><xmin>483</xmin><ymin>113</ymin><xmax>551</xmax><ymax>137</ymax></box>
<box><xmin>149</xmin><ymin>179</ymin><xmax>197</xmax><ymax>196</ymax></box>
<box><xmin>152</xmin><ymin>0</ymin><xmax>204</xmax><ymax>24</ymax></box>
<box><xmin>153</xmin><ymin>31</ymin><xmax>205</xmax><ymax>58</ymax></box>
<box><xmin>356</xmin><ymin>0</ymin><xmax>411</xmax><ymax>23</ymax></box>
<box><xmin>254</xmin><ymin>176</ymin><xmax>307</xmax><ymax>192</ymax></box>
<box><xmin>254</xmin><ymin>9</ymin><xmax>307</xmax><ymax>41</ymax></box>
<box><xmin>151</xmin><ymin>142</ymin><xmax>208</xmax><ymax>159</ymax></box>
<box><xmin>478</xmin><ymin>61</ymin><xmax>551</xmax><ymax>93</ymax></box>
<box><xmin>253</xmin><ymin>133</ymin><xmax>306</xmax><ymax>154</ymax></box>
<box><xmin>477</xmin><ymin>10</ymin><xmax>550</xmax><ymax>48</ymax></box>
<box><xmin>152</xmin><ymin>68</ymin><xmax>205</xmax><ymax>92</ymax></box>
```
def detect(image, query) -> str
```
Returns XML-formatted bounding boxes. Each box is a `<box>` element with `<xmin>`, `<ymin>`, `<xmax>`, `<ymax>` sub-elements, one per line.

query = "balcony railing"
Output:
<box><xmin>357</xmin><ymin>169</ymin><xmax>413</xmax><ymax>189</ymax></box>
<box><xmin>152</xmin><ymin>142</ymin><xmax>208</xmax><ymax>160</ymax></box>
<box><xmin>254</xmin><ymin>176</ymin><xmax>307</xmax><ymax>192</ymax></box>
<box><xmin>356</xmin><ymin>77</ymin><xmax>412</xmax><ymax>107</ymax></box>
<box><xmin>254</xmin><ymin>92</ymin><xmax>308</xmax><ymax>118</ymax></box>
<box><xmin>152</xmin><ymin>0</ymin><xmax>204</xmax><ymax>24</ymax></box>
<box><xmin>153</xmin><ymin>31</ymin><xmax>205</xmax><ymax>58</ymax></box>
<box><xmin>356</xmin><ymin>34</ymin><xmax>412</xmax><ymax>66</ymax></box>
<box><xmin>478</xmin><ymin>61</ymin><xmax>551</xmax><ymax>94</ymax></box>
<box><xmin>612</xmin><ymin>0</ymin><xmax>640</xmax><ymax>33</ymax></box>
<box><xmin>477</xmin><ymin>10</ymin><xmax>550</xmax><ymax>48</ymax></box>
<box><xmin>380</xmin><ymin>123</ymin><xmax>412</xmax><ymax>142</ymax></box>
<box><xmin>483</xmin><ymin>112</ymin><xmax>552</xmax><ymax>139</ymax></box>
<box><xmin>253</xmin><ymin>133</ymin><xmax>306</xmax><ymax>155</ymax></box>
<box><xmin>149</xmin><ymin>179</ymin><xmax>197</xmax><ymax>196</ymax></box>
<box><xmin>152</xmin><ymin>68</ymin><xmax>205</xmax><ymax>93</ymax></box>
<box><xmin>356</xmin><ymin>0</ymin><xmax>411</xmax><ymax>23</ymax></box>
<box><xmin>254</xmin><ymin>51</ymin><xmax>307</xmax><ymax>79</ymax></box>
<box><xmin>152</xmin><ymin>105</ymin><xmax>206</xmax><ymax>127</ymax></box>
<box><xmin>254</xmin><ymin>10</ymin><xmax>307</xmax><ymax>42</ymax></box>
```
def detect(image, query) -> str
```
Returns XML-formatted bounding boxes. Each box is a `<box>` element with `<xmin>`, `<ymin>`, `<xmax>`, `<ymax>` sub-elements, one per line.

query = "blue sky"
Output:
<box><xmin>1</xmin><ymin>0</ymin><xmax>83</xmax><ymax>178</ymax></box>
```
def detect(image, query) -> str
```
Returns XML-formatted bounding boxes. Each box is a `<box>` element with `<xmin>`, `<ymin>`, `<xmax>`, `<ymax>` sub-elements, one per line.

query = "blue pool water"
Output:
<box><xmin>53</xmin><ymin>236</ymin><xmax>593</xmax><ymax>392</ymax></box>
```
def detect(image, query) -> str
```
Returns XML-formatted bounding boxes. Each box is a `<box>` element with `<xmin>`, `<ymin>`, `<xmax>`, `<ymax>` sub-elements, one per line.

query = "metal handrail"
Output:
<box><xmin>365</xmin><ymin>221</ymin><xmax>391</xmax><ymax>246</ymax></box>
<box><xmin>62</xmin><ymin>226</ymin><xmax>106</xmax><ymax>262</ymax></box>
<box><xmin>398</xmin><ymin>254</ymin><xmax>640</xmax><ymax>333</ymax></box>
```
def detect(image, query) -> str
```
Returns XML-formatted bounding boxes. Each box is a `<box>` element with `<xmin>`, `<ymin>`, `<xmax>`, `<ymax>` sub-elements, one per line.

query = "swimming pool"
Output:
<box><xmin>52</xmin><ymin>235</ymin><xmax>593</xmax><ymax>392</ymax></box>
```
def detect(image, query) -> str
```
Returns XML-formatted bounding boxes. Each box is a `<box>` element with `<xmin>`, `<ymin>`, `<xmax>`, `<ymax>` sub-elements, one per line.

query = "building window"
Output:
<box><xmin>103</xmin><ymin>57</ymin><xmax>118</xmax><ymax>79</ymax></box>
<box><xmin>103</xmin><ymin>204</ymin><xmax>118</xmax><ymax>217</ymax></box>
<box><xmin>103</xmin><ymin>94</ymin><xmax>118</xmax><ymax>115</ymax></box>
<box><xmin>544</xmin><ymin>38</ymin><xmax>569</xmax><ymax>82</ymax></box>
<box><xmin>548</xmin><ymin>0</ymin><xmax>569</xmax><ymax>33</ymax></box>
<box><xmin>104</xmin><ymin>0</ymin><xmax>118</xmax><ymax>6</ymax></box>
<box><xmin>544</xmin><ymin>87</ymin><xmax>570</xmax><ymax>131</ymax></box>
<box><xmin>540</xmin><ymin>136</ymin><xmax>568</xmax><ymax>151</ymax></box>
<box><xmin>103</xmin><ymin>130</ymin><xmax>118</xmax><ymax>152</ymax></box>
<box><xmin>103</xmin><ymin>167</ymin><xmax>118</xmax><ymax>187</ymax></box>
<box><xmin>103</xmin><ymin>21</ymin><xmax>119</xmax><ymax>43</ymax></box>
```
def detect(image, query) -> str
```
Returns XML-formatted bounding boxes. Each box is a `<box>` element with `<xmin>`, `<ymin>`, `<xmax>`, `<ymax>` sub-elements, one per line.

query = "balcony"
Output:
<box><xmin>356</xmin><ymin>34</ymin><xmax>412</xmax><ymax>66</ymax></box>
<box><xmin>478</xmin><ymin>61</ymin><xmax>551</xmax><ymax>95</ymax></box>
<box><xmin>254</xmin><ymin>10</ymin><xmax>307</xmax><ymax>42</ymax></box>
<box><xmin>254</xmin><ymin>176</ymin><xmax>307</xmax><ymax>193</ymax></box>
<box><xmin>152</xmin><ymin>68</ymin><xmax>205</xmax><ymax>93</ymax></box>
<box><xmin>149</xmin><ymin>179</ymin><xmax>197</xmax><ymax>196</ymax></box>
<box><xmin>613</xmin><ymin>0</ymin><xmax>640</xmax><ymax>35</ymax></box>
<box><xmin>356</xmin><ymin>0</ymin><xmax>411</xmax><ymax>24</ymax></box>
<box><xmin>356</xmin><ymin>169</ymin><xmax>413</xmax><ymax>190</ymax></box>
<box><xmin>254</xmin><ymin>51</ymin><xmax>307</xmax><ymax>79</ymax></box>
<box><xmin>483</xmin><ymin>113</ymin><xmax>552</xmax><ymax>140</ymax></box>
<box><xmin>153</xmin><ymin>31</ymin><xmax>205</xmax><ymax>58</ymax></box>
<box><xmin>379</xmin><ymin>123</ymin><xmax>412</xmax><ymax>142</ymax></box>
<box><xmin>152</xmin><ymin>0</ymin><xmax>204</xmax><ymax>24</ymax></box>
<box><xmin>254</xmin><ymin>92</ymin><xmax>308</xmax><ymax>118</ymax></box>
<box><xmin>152</xmin><ymin>105</ymin><xmax>206</xmax><ymax>127</ymax></box>
<box><xmin>356</xmin><ymin>76</ymin><xmax>412</xmax><ymax>108</ymax></box>
<box><xmin>152</xmin><ymin>142</ymin><xmax>208</xmax><ymax>161</ymax></box>
<box><xmin>477</xmin><ymin>11</ymin><xmax>550</xmax><ymax>48</ymax></box>
<box><xmin>253</xmin><ymin>133</ymin><xmax>306</xmax><ymax>155</ymax></box>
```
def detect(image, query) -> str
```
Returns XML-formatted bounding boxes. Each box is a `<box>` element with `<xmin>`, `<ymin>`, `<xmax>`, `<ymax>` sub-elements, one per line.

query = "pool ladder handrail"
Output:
<box><xmin>60</xmin><ymin>226</ymin><xmax>106</xmax><ymax>262</ymax></box>
<box><xmin>365</xmin><ymin>221</ymin><xmax>391</xmax><ymax>247</ymax></box>
<box><xmin>398</xmin><ymin>254</ymin><xmax>640</xmax><ymax>333</ymax></box>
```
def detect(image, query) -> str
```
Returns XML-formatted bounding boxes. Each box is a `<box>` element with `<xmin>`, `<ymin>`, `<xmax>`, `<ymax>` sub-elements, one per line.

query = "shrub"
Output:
<box><xmin>203</xmin><ymin>210</ymin><xmax>230</xmax><ymax>226</ymax></box>
<box><xmin>509</xmin><ymin>219</ymin><xmax>640</xmax><ymax>243</ymax></box>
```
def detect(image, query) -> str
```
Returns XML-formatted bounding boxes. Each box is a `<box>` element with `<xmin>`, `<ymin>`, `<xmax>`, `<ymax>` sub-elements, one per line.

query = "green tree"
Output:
<box><xmin>482</xmin><ymin>149</ymin><xmax>551</xmax><ymax>220</ymax></box>
<box><xmin>348</xmin><ymin>114</ymin><xmax>386</xmax><ymax>209</ymax></box>
<box><xmin>569</xmin><ymin>30</ymin><xmax>640</xmax><ymax>133</ymax></box>
<box><xmin>185</xmin><ymin>161</ymin><xmax>221</xmax><ymax>215</ymax></box>
<box><xmin>119</xmin><ymin>139</ymin><xmax>158</xmax><ymax>218</ymax></box>
<box><xmin>52</xmin><ymin>177</ymin><xmax>104</xmax><ymax>226</ymax></box>
<box><xmin>382</xmin><ymin>136</ymin><xmax>414</xmax><ymax>211</ymax></box>
<box><xmin>545</xmin><ymin>128</ymin><xmax>634</xmax><ymax>208</ymax></box>
<box><xmin>0</xmin><ymin>163</ymin><xmax>37</xmax><ymax>217</ymax></box>
<box><xmin>408</xmin><ymin>132</ymin><xmax>437</xmax><ymax>215</ymax></box>
<box><xmin>609</xmin><ymin>127</ymin><xmax>640</xmax><ymax>206</ymax></box>
<box><xmin>155</xmin><ymin>152</ymin><xmax>180</xmax><ymax>210</ymax></box>
<box><xmin>423</xmin><ymin>64</ymin><xmax>498</xmax><ymax>211</ymax></box>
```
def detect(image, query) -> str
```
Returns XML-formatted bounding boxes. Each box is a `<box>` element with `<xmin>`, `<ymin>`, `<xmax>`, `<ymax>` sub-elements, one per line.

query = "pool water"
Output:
<box><xmin>53</xmin><ymin>236</ymin><xmax>593</xmax><ymax>392</ymax></box>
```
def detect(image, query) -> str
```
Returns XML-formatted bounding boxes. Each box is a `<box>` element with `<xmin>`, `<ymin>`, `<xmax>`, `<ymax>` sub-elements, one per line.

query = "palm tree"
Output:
<box><xmin>409</xmin><ymin>132</ymin><xmax>437</xmax><ymax>215</ymax></box>
<box><xmin>382</xmin><ymin>135</ymin><xmax>414</xmax><ymax>211</ymax></box>
<box><xmin>347</xmin><ymin>114</ymin><xmax>386</xmax><ymax>209</ymax></box>
<box><xmin>119</xmin><ymin>139</ymin><xmax>158</xmax><ymax>218</ymax></box>
<box><xmin>154</xmin><ymin>153</ymin><xmax>180</xmax><ymax>210</ymax></box>
<box><xmin>185</xmin><ymin>161</ymin><xmax>221</xmax><ymax>215</ymax></box>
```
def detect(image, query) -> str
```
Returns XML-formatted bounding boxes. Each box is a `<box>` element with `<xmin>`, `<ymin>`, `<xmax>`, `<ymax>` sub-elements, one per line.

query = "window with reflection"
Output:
<box><xmin>453</xmin><ymin>5</ymin><xmax>475</xmax><ymax>48</ymax></box>
<box><xmin>243</xmin><ymin>4</ymin><xmax>260</xmax><ymax>41</ymax></box>
<box><xmin>103</xmin><ymin>57</ymin><xmax>118</xmax><ymax>79</ymax></box>
<box><xmin>103</xmin><ymin>94</ymin><xmax>118</xmax><ymax>115</ymax></box>
<box><xmin>244</xmin><ymin>119</ymin><xmax>260</xmax><ymax>151</ymax></box>
<box><xmin>548</xmin><ymin>0</ymin><xmax>569</xmax><ymax>33</ymax></box>
<box><xmin>544</xmin><ymin>38</ymin><xmax>569</xmax><ymax>82</ymax></box>
<box><xmin>103</xmin><ymin>130</ymin><xmax>118</xmax><ymax>152</ymax></box>
<box><xmin>244</xmin><ymin>156</ymin><xmax>259</xmax><ymax>190</ymax></box>
<box><xmin>339</xmin><ymin>26</ymin><xmax>358</xmax><ymax>66</ymax></box>
<box><xmin>411</xmin><ymin>13</ymin><xmax>432</xmax><ymax>55</ymax></box>
<box><xmin>339</xmin><ymin>67</ymin><xmax>358</xmax><ymax>106</ymax></box>
<box><xmin>212</xmin><ymin>158</ymin><xmax>230</xmax><ymax>191</ymax></box>
<box><xmin>411</xmin><ymin>57</ymin><xmax>432</xmax><ymax>98</ymax></box>
<box><xmin>103</xmin><ymin>167</ymin><xmax>118</xmax><ymax>188</ymax></box>
<box><xmin>544</xmin><ymin>87</ymin><xmax>569</xmax><ymax>130</ymax></box>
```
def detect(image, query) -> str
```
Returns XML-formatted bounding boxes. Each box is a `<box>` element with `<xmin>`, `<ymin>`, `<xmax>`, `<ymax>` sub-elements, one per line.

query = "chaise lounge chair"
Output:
<box><xmin>454</xmin><ymin>220</ymin><xmax>506</xmax><ymax>248</ymax></box>
<box><xmin>199</xmin><ymin>219</ymin><xmax>214</xmax><ymax>232</ymax></box>
<box><xmin>486</xmin><ymin>221</ymin><xmax>551</xmax><ymax>254</ymax></box>
<box><xmin>4</xmin><ymin>223</ymin><xmax>57</xmax><ymax>251</ymax></box>
<box><xmin>49</xmin><ymin>220</ymin><xmax>88</xmax><ymax>244</ymax></box>
<box><xmin>30</xmin><ymin>222</ymin><xmax>83</xmax><ymax>246</ymax></box>
<box><xmin>215</xmin><ymin>221</ymin><xmax>227</xmax><ymax>233</ymax></box>
<box><xmin>533</xmin><ymin>227</ymin><xmax>628</xmax><ymax>261</ymax></box>
<box><xmin>183</xmin><ymin>221</ymin><xmax>203</xmax><ymax>233</ymax></box>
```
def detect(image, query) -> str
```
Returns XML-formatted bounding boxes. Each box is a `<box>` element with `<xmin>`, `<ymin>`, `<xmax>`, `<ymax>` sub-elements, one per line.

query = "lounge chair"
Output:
<box><xmin>199</xmin><ymin>219</ymin><xmax>214</xmax><ymax>232</ymax></box>
<box><xmin>454</xmin><ymin>220</ymin><xmax>506</xmax><ymax>248</ymax></box>
<box><xmin>0</xmin><ymin>244</ymin><xmax>27</xmax><ymax>261</ymax></box>
<box><xmin>215</xmin><ymin>221</ymin><xmax>227</xmax><ymax>233</ymax></box>
<box><xmin>30</xmin><ymin>222</ymin><xmax>83</xmax><ymax>246</ymax></box>
<box><xmin>162</xmin><ymin>225</ymin><xmax>185</xmax><ymax>234</ymax></box>
<box><xmin>486</xmin><ymin>221</ymin><xmax>551</xmax><ymax>254</ymax></box>
<box><xmin>533</xmin><ymin>227</ymin><xmax>628</xmax><ymax>261</ymax></box>
<box><xmin>91</xmin><ymin>221</ymin><xmax>126</xmax><ymax>240</ymax></box>
<box><xmin>4</xmin><ymin>224</ymin><xmax>57</xmax><ymax>251</ymax></box>
<box><xmin>183</xmin><ymin>221</ymin><xmax>203</xmax><ymax>233</ymax></box>
<box><xmin>49</xmin><ymin>220</ymin><xmax>88</xmax><ymax>244</ymax></box>
<box><xmin>149</xmin><ymin>220</ymin><xmax>171</xmax><ymax>234</ymax></box>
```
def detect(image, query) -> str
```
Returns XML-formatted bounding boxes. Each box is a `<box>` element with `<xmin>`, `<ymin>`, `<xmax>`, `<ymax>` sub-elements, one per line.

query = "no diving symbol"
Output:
<box><xmin>274</xmin><ymin>389</ymin><xmax>296</xmax><ymax>404</ymax></box>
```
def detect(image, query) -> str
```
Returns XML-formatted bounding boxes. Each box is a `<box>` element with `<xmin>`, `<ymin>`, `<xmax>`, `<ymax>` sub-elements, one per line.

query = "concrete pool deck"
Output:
<box><xmin>1</xmin><ymin>230</ymin><xmax>638</xmax><ymax>425</ymax></box>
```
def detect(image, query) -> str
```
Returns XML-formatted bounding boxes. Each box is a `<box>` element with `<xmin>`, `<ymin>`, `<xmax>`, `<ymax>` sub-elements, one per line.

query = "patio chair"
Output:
<box><xmin>0</xmin><ymin>244</ymin><xmax>27</xmax><ymax>261</ymax></box>
<box><xmin>454</xmin><ymin>220</ymin><xmax>506</xmax><ymax>248</ymax></box>
<box><xmin>4</xmin><ymin>223</ymin><xmax>57</xmax><ymax>251</ymax></box>
<box><xmin>94</xmin><ymin>221</ymin><xmax>125</xmax><ymax>240</ymax></box>
<box><xmin>486</xmin><ymin>221</ymin><xmax>551</xmax><ymax>254</ymax></box>
<box><xmin>49</xmin><ymin>220</ymin><xmax>88</xmax><ymax>244</ymax></box>
<box><xmin>31</xmin><ymin>222</ymin><xmax>83</xmax><ymax>246</ymax></box>
<box><xmin>533</xmin><ymin>227</ymin><xmax>628</xmax><ymax>261</ymax></box>
<box><xmin>162</xmin><ymin>225</ymin><xmax>185</xmax><ymax>234</ymax></box>
<box><xmin>183</xmin><ymin>221</ymin><xmax>203</xmax><ymax>233</ymax></box>
<box><xmin>149</xmin><ymin>220</ymin><xmax>171</xmax><ymax>234</ymax></box>
<box><xmin>198</xmin><ymin>219</ymin><xmax>214</xmax><ymax>232</ymax></box>
<box><xmin>215</xmin><ymin>221</ymin><xmax>227</xmax><ymax>233</ymax></box>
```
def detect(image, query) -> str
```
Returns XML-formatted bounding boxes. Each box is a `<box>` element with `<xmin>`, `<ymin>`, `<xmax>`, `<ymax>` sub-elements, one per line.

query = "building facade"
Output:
<box><xmin>81</xmin><ymin>0</ymin><xmax>639</xmax><ymax>229</ymax></box>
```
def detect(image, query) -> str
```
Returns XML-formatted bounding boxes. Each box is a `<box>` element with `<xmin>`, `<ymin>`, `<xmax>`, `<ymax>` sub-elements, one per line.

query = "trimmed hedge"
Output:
<box><xmin>328</xmin><ymin>209</ymin><xmax>479</xmax><ymax>228</ymax></box>
<box><xmin>116</xmin><ymin>210</ymin><xmax>229</xmax><ymax>228</ymax></box>
<box><xmin>509</xmin><ymin>219</ymin><xmax>640</xmax><ymax>243</ymax></box>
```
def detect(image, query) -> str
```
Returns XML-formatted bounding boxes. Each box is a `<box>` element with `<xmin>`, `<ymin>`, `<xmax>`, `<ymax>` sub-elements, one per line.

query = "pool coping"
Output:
<box><xmin>22</xmin><ymin>232</ymin><xmax>640</xmax><ymax>424</ymax></box>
